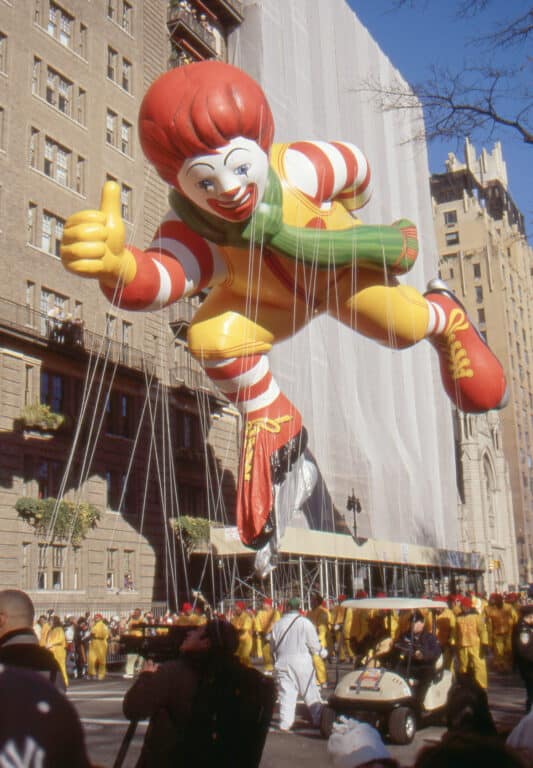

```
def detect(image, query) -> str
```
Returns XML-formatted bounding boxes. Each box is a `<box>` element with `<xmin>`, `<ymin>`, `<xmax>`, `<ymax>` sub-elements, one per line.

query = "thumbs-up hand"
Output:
<box><xmin>61</xmin><ymin>181</ymin><xmax>136</xmax><ymax>288</ymax></box>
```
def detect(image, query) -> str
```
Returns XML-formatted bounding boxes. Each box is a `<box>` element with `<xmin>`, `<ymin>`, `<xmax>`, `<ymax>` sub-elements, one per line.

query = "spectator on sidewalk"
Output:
<box><xmin>0</xmin><ymin>589</ymin><xmax>64</xmax><ymax>690</ymax></box>
<box><xmin>328</xmin><ymin>717</ymin><xmax>399</xmax><ymax>767</ymax></box>
<box><xmin>512</xmin><ymin>604</ymin><xmax>533</xmax><ymax>713</ymax></box>
<box><xmin>0</xmin><ymin>665</ymin><xmax>91</xmax><ymax>767</ymax></box>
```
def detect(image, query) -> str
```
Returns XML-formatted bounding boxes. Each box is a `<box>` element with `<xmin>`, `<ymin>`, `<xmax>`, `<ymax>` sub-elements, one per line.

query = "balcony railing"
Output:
<box><xmin>172</xmin><ymin>364</ymin><xmax>228</xmax><ymax>402</ymax></box>
<box><xmin>0</xmin><ymin>296</ymin><xmax>155</xmax><ymax>375</ymax></box>
<box><xmin>167</xmin><ymin>6</ymin><xmax>217</xmax><ymax>58</ymax></box>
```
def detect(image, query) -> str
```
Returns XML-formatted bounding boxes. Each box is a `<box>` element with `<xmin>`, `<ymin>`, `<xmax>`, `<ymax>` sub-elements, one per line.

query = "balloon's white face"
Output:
<box><xmin>177</xmin><ymin>137</ymin><xmax>269</xmax><ymax>222</ymax></box>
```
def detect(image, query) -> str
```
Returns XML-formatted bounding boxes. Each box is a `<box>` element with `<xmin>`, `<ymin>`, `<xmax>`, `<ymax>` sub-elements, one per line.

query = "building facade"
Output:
<box><xmin>432</xmin><ymin>139</ymin><xmax>532</xmax><ymax>585</ymax></box>
<box><xmin>0</xmin><ymin>0</ymin><xmax>241</xmax><ymax>614</ymax></box>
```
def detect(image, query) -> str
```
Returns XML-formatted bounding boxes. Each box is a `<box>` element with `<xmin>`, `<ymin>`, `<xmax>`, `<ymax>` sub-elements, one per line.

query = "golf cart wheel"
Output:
<box><xmin>319</xmin><ymin>705</ymin><xmax>337</xmax><ymax>738</ymax></box>
<box><xmin>388</xmin><ymin>706</ymin><xmax>416</xmax><ymax>745</ymax></box>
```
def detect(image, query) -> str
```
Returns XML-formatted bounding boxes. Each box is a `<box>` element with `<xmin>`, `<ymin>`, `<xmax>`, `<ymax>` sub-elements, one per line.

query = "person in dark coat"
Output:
<box><xmin>0</xmin><ymin>665</ymin><xmax>90</xmax><ymax>767</ymax></box>
<box><xmin>123</xmin><ymin>619</ymin><xmax>275</xmax><ymax>767</ymax></box>
<box><xmin>389</xmin><ymin>610</ymin><xmax>442</xmax><ymax>703</ymax></box>
<box><xmin>512</xmin><ymin>604</ymin><xmax>533</xmax><ymax>713</ymax></box>
<box><xmin>0</xmin><ymin>589</ymin><xmax>64</xmax><ymax>690</ymax></box>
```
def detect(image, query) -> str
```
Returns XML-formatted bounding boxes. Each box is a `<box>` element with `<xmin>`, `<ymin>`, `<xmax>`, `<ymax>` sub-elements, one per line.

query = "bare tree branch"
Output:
<box><xmin>358</xmin><ymin>65</ymin><xmax>532</xmax><ymax>146</ymax></box>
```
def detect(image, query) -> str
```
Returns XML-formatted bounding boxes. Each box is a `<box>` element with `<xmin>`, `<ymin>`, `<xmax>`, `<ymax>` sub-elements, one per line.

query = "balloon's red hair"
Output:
<box><xmin>139</xmin><ymin>61</ymin><xmax>275</xmax><ymax>187</ymax></box>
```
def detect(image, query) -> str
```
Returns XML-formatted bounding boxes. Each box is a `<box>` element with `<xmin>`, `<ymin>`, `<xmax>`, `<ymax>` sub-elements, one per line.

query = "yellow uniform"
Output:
<box><xmin>435</xmin><ymin>607</ymin><xmax>456</xmax><ymax>669</ymax></box>
<box><xmin>456</xmin><ymin>609</ymin><xmax>488</xmax><ymax>689</ymax></box>
<box><xmin>254</xmin><ymin>606</ymin><xmax>280</xmax><ymax>671</ymax></box>
<box><xmin>46</xmin><ymin>626</ymin><xmax>68</xmax><ymax>687</ymax></box>
<box><xmin>88</xmin><ymin>618</ymin><xmax>110</xmax><ymax>680</ymax></box>
<box><xmin>307</xmin><ymin>605</ymin><xmax>330</xmax><ymax>685</ymax></box>
<box><xmin>330</xmin><ymin>604</ymin><xmax>353</xmax><ymax>662</ymax></box>
<box><xmin>349</xmin><ymin>609</ymin><xmax>370</xmax><ymax>655</ymax></box>
<box><xmin>232</xmin><ymin>610</ymin><xmax>254</xmax><ymax>667</ymax></box>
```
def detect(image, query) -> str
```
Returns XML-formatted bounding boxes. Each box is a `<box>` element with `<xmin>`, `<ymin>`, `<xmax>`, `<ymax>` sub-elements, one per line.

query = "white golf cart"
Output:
<box><xmin>320</xmin><ymin>597</ymin><xmax>455</xmax><ymax>744</ymax></box>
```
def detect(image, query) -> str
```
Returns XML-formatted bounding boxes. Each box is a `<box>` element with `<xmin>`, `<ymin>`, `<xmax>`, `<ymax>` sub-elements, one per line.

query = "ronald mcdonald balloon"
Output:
<box><xmin>61</xmin><ymin>61</ymin><xmax>507</xmax><ymax>569</ymax></box>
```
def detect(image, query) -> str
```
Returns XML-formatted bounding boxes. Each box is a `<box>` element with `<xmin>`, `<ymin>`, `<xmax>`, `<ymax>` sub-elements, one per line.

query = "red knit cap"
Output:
<box><xmin>182</xmin><ymin>602</ymin><xmax>192</xmax><ymax>612</ymax></box>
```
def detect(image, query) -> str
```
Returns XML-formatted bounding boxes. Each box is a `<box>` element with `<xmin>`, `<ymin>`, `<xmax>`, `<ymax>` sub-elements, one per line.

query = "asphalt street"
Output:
<box><xmin>68</xmin><ymin>665</ymin><xmax>527</xmax><ymax>767</ymax></box>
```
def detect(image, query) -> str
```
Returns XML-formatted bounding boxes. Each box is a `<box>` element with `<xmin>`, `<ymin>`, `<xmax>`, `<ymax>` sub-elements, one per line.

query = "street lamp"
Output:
<box><xmin>347</xmin><ymin>489</ymin><xmax>366</xmax><ymax>545</ymax></box>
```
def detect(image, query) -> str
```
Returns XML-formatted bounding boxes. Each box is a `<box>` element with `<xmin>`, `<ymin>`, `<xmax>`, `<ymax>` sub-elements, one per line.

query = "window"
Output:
<box><xmin>444</xmin><ymin>210</ymin><xmax>457</xmax><ymax>227</ymax></box>
<box><xmin>121</xmin><ymin>320</ymin><xmax>131</xmax><ymax>363</ymax></box>
<box><xmin>32</xmin><ymin>57</ymin><xmax>42</xmax><ymax>95</ymax></box>
<box><xmin>123</xmin><ymin>549</ymin><xmax>134</xmax><ymax>589</ymax></box>
<box><xmin>52</xmin><ymin>544</ymin><xmax>65</xmax><ymax>589</ymax></box>
<box><xmin>46</xmin><ymin>67</ymin><xmax>73</xmax><ymax>117</ymax></box>
<box><xmin>122</xmin><ymin>1</ymin><xmax>132</xmax><ymax>33</ymax></box>
<box><xmin>105</xmin><ymin>312</ymin><xmax>116</xmax><ymax>337</ymax></box>
<box><xmin>75</xmin><ymin>156</ymin><xmax>85</xmax><ymax>194</ymax></box>
<box><xmin>41</xmin><ymin>370</ymin><xmax>65</xmax><ymax>412</ymax></box>
<box><xmin>37</xmin><ymin>544</ymin><xmax>48</xmax><ymax>589</ymax></box>
<box><xmin>47</xmin><ymin>2</ymin><xmax>73</xmax><ymax>48</ymax></box>
<box><xmin>176</xmin><ymin>410</ymin><xmax>202</xmax><ymax>451</ymax></box>
<box><xmin>44</xmin><ymin>137</ymin><xmax>71</xmax><ymax>187</ymax></box>
<box><xmin>106</xmin><ymin>109</ymin><xmax>117</xmax><ymax>145</ymax></box>
<box><xmin>107</xmin><ymin>46</ymin><xmax>117</xmax><ymax>81</ymax></box>
<box><xmin>120</xmin><ymin>120</ymin><xmax>131</xmax><ymax>155</ymax></box>
<box><xmin>0</xmin><ymin>106</ymin><xmax>4</xmax><ymax>151</ymax></box>
<box><xmin>36</xmin><ymin>459</ymin><xmax>63</xmax><ymax>498</ymax></box>
<box><xmin>121</xmin><ymin>58</ymin><xmax>131</xmax><ymax>92</ymax></box>
<box><xmin>477</xmin><ymin>308</ymin><xmax>486</xmax><ymax>325</ymax></box>
<box><xmin>77</xmin><ymin>87</ymin><xmax>86</xmax><ymax>125</ymax></box>
<box><xmin>107</xmin><ymin>0</ymin><xmax>117</xmax><ymax>20</ymax></box>
<box><xmin>473</xmin><ymin>263</ymin><xmax>481</xmax><ymax>279</ymax></box>
<box><xmin>41</xmin><ymin>210</ymin><xmax>64</xmax><ymax>257</ymax></box>
<box><xmin>121</xmin><ymin>183</ymin><xmax>132</xmax><ymax>220</ymax></box>
<box><xmin>79</xmin><ymin>23</ymin><xmax>87</xmax><ymax>58</ymax></box>
<box><xmin>29</xmin><ymin>127</ymin><xmax>40</xmax><ymax>168</ymax></box>
<box><xmin>445</xmin><ymin>231</ymin><xmax>460</xmax><ymax>246</ymax></box>
<box><xmin>0</xmin><ymin>32</ymin><xmax>7</xmax><ymax>74</ymax></box>
<box><xmin>475</xmin><ymin>285</ymin><xmax>484</xmax><ymax>304</ymax></box>
<box><xmin>106</xmin><ymin>547</ymin><xmax>117</xmax><ymax>588</ymax></box>
<box><xmin>106</xmin><ymin>391</ymin><xmax>133</xmax><ymax>437</ymax></box>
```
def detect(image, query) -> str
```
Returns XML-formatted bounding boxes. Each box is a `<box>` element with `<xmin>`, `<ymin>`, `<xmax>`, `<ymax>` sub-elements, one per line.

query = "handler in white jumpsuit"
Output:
<box><xmin>269</xmin><ymin>596</ymin><xmax>327</xmax><ymax>731</ymax></box>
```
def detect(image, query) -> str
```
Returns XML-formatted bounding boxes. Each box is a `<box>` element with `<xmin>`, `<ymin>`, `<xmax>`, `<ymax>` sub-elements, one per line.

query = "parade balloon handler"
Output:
<box><xmin>60</xmin><ymin>61</ymin><xmax>508</xmax><ymax>575</ymax></box>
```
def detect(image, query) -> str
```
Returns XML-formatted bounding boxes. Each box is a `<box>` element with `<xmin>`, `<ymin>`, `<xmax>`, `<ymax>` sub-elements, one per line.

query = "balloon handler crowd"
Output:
<box><xmin>1</xmin><ymin>587</ymin><xmax>533</xmax><ymax>766</ymax></box>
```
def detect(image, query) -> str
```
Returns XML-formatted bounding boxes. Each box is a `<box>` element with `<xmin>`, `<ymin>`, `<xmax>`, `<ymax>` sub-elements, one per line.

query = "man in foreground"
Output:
<box><xmin>0</xmin><ymin>588</ymin><xmax>65</xmax><ymax>690</ymax></box>
<box><xmin>123</xmin><ymin>619</ymin><xmax>275</xmax><ymax>767</ymax></box>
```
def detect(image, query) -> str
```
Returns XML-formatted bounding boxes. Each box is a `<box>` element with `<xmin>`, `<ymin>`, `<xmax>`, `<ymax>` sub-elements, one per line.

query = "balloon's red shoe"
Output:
<box><xmin>425</xmin><ymin>279</ymin><xmax>508</xmax><ymax>413</ymax></box>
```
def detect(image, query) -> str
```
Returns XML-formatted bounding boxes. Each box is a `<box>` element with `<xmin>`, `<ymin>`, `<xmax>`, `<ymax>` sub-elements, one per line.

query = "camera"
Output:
<box><xmin>120</xmin><ymin>624</ymin><xmax>192</xmax><ymax>663</ymax></box>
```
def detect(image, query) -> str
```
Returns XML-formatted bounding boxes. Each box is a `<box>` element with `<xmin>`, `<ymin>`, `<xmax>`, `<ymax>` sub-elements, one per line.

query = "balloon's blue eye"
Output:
<box><xmin>235</xmin><ymin>163</ymin><xmax>251</xmax><ymax>176</ymax></box>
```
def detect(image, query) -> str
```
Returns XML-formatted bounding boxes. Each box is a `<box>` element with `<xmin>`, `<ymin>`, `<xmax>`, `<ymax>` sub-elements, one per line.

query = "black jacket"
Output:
<box><xmin>0</xmin><ymin>628</ymin><xmax>65</xmax><ymax>690</ymax></box>
<box><xmin>513</xmin><ymin>617</ymin><xmax>533</xmax><ymax>667</ymax></box>
<box><xmin>123</xmin><ymin>652</ymin><xmax>275</xmax><ymax>768</ymax></box>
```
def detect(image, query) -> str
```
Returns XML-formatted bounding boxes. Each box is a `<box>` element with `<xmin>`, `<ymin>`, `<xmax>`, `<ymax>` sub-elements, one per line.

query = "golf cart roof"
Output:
<box><xmin>341</xmin><ymin>597</ymin><xmax>445</xmax><ymax>611</ymax></box>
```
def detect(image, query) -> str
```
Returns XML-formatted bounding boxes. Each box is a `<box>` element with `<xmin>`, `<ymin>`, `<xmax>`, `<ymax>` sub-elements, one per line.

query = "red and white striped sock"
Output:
<box><xmin>203</xmin><ymin>354</ymin><xmax>291</xmax><ymax>421</ymax></box>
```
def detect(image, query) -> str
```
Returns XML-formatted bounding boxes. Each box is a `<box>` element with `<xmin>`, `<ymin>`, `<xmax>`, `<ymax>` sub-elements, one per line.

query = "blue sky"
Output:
<box><xmin>348</xmin><ymin>1</ymin><xmax>532</xmax><ymax>239</ymax></box>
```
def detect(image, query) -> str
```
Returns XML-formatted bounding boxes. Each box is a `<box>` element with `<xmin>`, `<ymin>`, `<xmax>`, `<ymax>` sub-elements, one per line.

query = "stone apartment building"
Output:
<box><xmin>0</xmin><ymin>0</ymin><xmax>243</xmax><ymax>614</ymax></box>
<box><xmin>432</xmin><ymin>138</ymin><xmax>532</xmax><ymax>587</ymax></box>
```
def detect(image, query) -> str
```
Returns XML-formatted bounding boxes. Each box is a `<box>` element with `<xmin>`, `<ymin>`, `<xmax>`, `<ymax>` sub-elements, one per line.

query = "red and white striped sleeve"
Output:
<box><xmin>282</xmin><ymin>140</ymin><xmax>372</xmax><ymax>213</ymax></box>
<box><xmin>101</xmin><ymin>209</ymin><xmax>227</xmax><ymax>311</ymax></box>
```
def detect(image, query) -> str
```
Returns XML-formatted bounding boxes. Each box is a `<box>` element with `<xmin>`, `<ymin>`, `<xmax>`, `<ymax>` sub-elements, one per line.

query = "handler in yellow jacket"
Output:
<box><xmin>307</xmin><ymin>593</ymin><xmax>330</xmax><ymax>686</ymax></box>
<box><xmin>231</xmin><ymin>602</ymin><xmax>254</xmax><ymax>666</ymax></box>
<box><xmin>456</xmin><ymin>596</ymin><xmax>489</xmax><ymax>689</ymax></box>
<box><xmin>254</xmin><ymin>597</ymin><xmax>280</xmax><ymax>672</ymax></box>
<box><xmin>88</xmin><ymin>613</ymin><xmax>110</xmax><ymax>680</ymax></box>
<box><xmin>46</xmin><ymin>615</ymin><xmax>68</xmax><ymax>687</ymax></box>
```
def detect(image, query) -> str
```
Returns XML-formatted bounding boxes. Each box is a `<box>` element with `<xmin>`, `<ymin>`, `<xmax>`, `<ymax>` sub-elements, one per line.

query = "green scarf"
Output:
<box><xmin>168</xmin><ymin>168</ymin><xmax>417</xmax><ymax>275</ymax></box>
